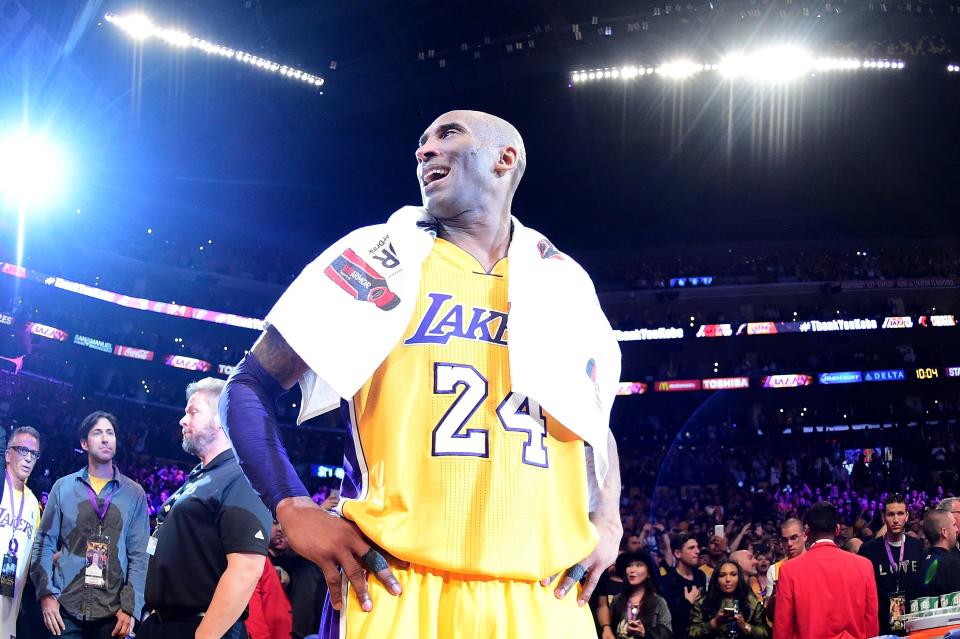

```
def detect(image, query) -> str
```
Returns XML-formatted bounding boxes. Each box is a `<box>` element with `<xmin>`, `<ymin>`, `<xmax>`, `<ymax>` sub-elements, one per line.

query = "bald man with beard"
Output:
<box><xmin>221</xmin><ymin>111</ymin><xmax>622</xmax><ymax>638</ymax></box>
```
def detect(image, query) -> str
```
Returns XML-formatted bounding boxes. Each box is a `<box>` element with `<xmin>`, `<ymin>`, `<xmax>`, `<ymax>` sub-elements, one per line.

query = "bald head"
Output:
<box><xmin>730</xmin><ymin>549</ymin><xmax>757</xmax><ymax>577</ymax></box>
<box><xmin>452</xmin><ymin>110</ymin><xmax>525</xmax><ymax>180</ymax></box>
<box><xmin>842</xmin><ymin>537</ymin><xmax>863</xmax><ymax>554</ymax></box>
<box><xmin>416</xmin><ymin>111</ymin><xmax>527</xmax><ymax>221</ymax></box>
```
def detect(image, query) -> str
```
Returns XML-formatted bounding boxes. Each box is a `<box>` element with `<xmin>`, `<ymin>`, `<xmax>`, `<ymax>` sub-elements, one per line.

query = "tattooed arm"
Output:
<box><xmin>220</xmin><ymin>326</ymin><xmax>400</xmax><ymax>612</ymax></box>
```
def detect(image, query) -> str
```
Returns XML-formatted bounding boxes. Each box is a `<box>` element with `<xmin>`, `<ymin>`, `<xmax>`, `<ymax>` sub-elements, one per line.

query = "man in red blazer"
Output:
<box><xmin>774</xmin><ymin>502</ymin><xmax>879</xmax><ymax>639</ymax></box>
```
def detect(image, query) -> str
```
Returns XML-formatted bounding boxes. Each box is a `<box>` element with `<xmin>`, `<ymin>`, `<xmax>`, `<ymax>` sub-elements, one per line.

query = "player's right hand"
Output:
<box><xmin>40</xmin><ymin>595</ymin><xmax>65</xmax><ymax>635</ymax></box>
<box><xmin>276</xmin><ymin>495</ymin><xmax>402</xmax><ymax>611</ymax></box>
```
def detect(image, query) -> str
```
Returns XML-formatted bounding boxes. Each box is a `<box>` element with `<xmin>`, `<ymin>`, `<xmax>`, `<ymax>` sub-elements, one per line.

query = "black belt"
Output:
<box><xmin>148</xmin><ymin>608</ymin><xmax>206</xmax><ymax>623</ymax></box>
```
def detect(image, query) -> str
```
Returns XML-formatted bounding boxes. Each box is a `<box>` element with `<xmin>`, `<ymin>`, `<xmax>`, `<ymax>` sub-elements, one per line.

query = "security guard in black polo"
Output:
<box><xmin>141</xmin><ymin>379</ymin><xmax>272</xmax><ymax>639</ymax></box>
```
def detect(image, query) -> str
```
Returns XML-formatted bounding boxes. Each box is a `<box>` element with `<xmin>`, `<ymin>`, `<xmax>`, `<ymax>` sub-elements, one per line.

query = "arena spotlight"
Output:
<box><xmin>103</xmin><ymin>13</ymin><xmax>325</xmax><ymax>89</ymax></box>
<box><xmin>0</xmin><ymin>130</ymin><xmax>68</xmax><ymax>269</ymax></box>
<box><xmin>0</xmin><ymin>131</ymin><xmax>67</xmax><ymax>207</ymax></box>
<box><xmin>572</xmin><ymin>52</ymin><xmax>905</xmax><ymax>85</ymax></box>
<box><xmin>656</xmin><ymin>60</ymin><xmax>703</xmax><ymax>80</ymax></box>
<box><xmin>719</xmin><ymin>47</ymin><xmax>815</xmax><ymax>81</ymax></box>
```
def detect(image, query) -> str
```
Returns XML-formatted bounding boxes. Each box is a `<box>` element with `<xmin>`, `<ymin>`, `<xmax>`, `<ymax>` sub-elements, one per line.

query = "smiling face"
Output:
<box><xmin>625</xmin><ymin>560</ymin><xmax>649</xmax><ymax>587</ymax></box>
<box><xmin>415</xmin><ymin>110</ymin><xmax>523</xmax><ymax>221</ymax></box>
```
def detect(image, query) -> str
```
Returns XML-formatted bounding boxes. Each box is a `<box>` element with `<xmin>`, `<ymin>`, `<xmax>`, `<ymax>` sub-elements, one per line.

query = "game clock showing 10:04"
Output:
<box><xmin>915</xmin><ymin>368</ymin><xmax>939</xmax><ymax>380</ymax></box>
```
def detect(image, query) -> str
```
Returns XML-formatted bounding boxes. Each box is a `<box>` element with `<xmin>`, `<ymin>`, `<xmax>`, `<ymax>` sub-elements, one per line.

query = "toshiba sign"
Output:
<box><xmin>702</xmin><ymin>377</ymin><xmax>750</xmax><ymax>390</ymax></box>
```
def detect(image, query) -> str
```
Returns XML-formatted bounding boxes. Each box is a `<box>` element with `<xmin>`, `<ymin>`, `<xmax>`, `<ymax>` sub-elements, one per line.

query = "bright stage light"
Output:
<box><xmin>575</xmin><ymin>50</ymin><xmax>906</xmax><ymax>85</ymax></box>
<box><xmin>720</xmin><ymin>47</ymin><xmax>814</xmax><ymax>82</ymax></box>
<box><xmin>106</xmin><ymin>13</ymin><xmax>153</xmax><ymax>40</ymax></box>
<box><xmin>657</xmin><ymin>60</ymin><xmax>702</xmax><ymax>80</ymax></box>
<box><xmin>0</xmin><ymin>131</ymin><xmax>67</xmax><ymax>206</ymax></box>
<box><xmin>104</xmin><ymin>13</ymin><xmax>325</xmax><ymax>90</ymax></box>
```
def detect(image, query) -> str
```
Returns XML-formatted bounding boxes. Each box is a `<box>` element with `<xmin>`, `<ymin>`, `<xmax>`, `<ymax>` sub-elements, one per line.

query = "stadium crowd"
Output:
<box><xmin>8</xmin><ymin>223</ymin><xmax>958</xmax><ymax>316</ymax></box>
<box><xmin>1</xmin><ymin>224</ymin><xmax>958</xmax><ymax>639</ymax></box>
<box><xmin>0</xmin><ymin>366</ymin><xmax>957</xmax><ymax>636</ymax></box>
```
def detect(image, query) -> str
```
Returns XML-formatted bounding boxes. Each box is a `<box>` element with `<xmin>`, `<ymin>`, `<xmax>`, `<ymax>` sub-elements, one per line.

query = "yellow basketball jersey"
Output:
<box><xmin>340</xmin><ymin>238</ymin><xmax>598</xmax><ymax>581</ymax></box>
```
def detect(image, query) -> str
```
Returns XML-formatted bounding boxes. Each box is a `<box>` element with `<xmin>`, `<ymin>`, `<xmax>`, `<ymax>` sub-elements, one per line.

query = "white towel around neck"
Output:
<box><xmin>265</xmin><ymin>206</ymin><xmax>621</xmax><ymax>484</ymax></box>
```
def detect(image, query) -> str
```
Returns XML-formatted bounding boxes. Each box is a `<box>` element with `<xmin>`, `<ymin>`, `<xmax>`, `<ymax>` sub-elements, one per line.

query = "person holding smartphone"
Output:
<box><xmin>688</xmin><ymin>560</ymin><xmax>770</xmax><ymax>638</ymax></box>
<box><xmin>597</xmin><ymin>552</ymin><xmax>672</xmax><ymax>639</ymax></box>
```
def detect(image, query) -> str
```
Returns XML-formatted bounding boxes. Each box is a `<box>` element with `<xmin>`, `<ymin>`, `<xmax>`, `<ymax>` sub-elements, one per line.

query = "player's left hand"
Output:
<box><xmin>551</xmin><ymin>519</ymin><xmax>621</xmax><ymax>605</ymax></box>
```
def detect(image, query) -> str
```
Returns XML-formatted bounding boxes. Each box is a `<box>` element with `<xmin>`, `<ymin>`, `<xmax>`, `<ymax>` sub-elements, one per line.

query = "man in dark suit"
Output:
<box><xmin>774</xmin><ymin>502</ymin><xmax>879</xmax><ymax>639</ymax></box>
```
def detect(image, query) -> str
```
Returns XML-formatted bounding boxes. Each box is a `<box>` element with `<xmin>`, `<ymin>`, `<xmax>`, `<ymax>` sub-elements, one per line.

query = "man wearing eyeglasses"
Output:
<box><xmin>764</xmin><ymin>518</ymin><xmax>807</xmax><ymax>598</ymax></box>
<box><xmin>762</xmin><ymin>518</ymin><xmax>807</xmax><ymax>624</ymax></box>
<box><xmin>0</xmin><ymin>426</ymin><xmax>42</xmax><ymax>639</ymax></box>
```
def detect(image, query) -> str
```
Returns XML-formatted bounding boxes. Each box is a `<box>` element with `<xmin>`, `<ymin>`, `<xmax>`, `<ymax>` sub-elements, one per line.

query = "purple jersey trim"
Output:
<box><xmin>338</xmin><ymin>399</ymin><xmax>364</xmax><ymax>501</ymax></box>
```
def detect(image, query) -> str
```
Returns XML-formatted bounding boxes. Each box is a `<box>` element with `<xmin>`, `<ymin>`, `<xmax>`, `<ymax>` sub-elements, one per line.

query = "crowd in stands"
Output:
<box><xmin>3</xmin><ymin>229</ymin><xmax>960</xmax><ymax>637</ymax></box>
<box><xmin>584</xmin><ymin>241</ymin><xmax>958</xmax><ymax>293</ymax></box>
<box><xmin>597</xmin><ymin>398</ymin><xmax>960</xmax><ymax>637</ymax></box>
<box><xmin>7</xmin><ymin>222</ymin><xmax>959</xmax><ymax>318</ymax></box>
<box><xmin>0</xmin><ymin>368</ymin><xmax>957</xmax><ymax>636</ymax></box>
<box><xmin>0</xmin><ymin>344</ymin><xmax>957</xmax><ymax>637</ymax></box>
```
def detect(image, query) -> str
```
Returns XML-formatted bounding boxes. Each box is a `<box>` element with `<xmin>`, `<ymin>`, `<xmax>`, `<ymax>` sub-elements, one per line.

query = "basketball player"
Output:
<box><xmin>221</xmin><ymin>110</ymin><xmax>622</xmax><ymax>637</ymax></box>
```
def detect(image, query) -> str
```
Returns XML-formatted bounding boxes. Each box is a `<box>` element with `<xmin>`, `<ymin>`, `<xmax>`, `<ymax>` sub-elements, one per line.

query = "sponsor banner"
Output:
<box><xmin>882</xmin><ymin>316</ymin><xmax>914</xmax><ymax>329</ymax></box>
<box><xmin>737</xmin><ymin>322</ymin><xmax>779</xmax><ymax>336</ymax></box>
<box><xmin>841</xmin><ymin>278</ymin><xmax>960</xmax><ymax>290</ymax></box>
<box><xmin>919</xmin><ymin>315</ymin><xmax>957</xmax><ymax>327</ymax></box>
<box><xmin>164</xmin><ymin>355</ymin><xmax>212</xmax><ymax>372</ymax></box>
<box><xmin>0</xmin><ymin>314</ymin><xmax>13</xmax><ymax>325</ymax></box>
<box><xmin>739</xmin><ymin>320</ymin><xmax>880</xmax><ymax>335</ymax></box>
<box><xmin>615</xmin><ymin>327</ymin><xmax>684</xmax><ymax>341</ymax></box>
<box><xmin>702</xmin><ymin>376</ymin><xmax>750</xmax><ymax>390</ymax></box>
<box><xmin>218</xmin><ymin>364</ymin><xmax>235</xmax><ymax>377</ymax></box>
<box><xmin>655</xmin><ymin>379</ymin><xmax>702</xmax><ymax>392</ymax></box>
<box><xmin>915</xmin><ymin>367</ymin><xmax>940</xmax><ymax>380</ymax></box>
<box><xmin>696</xmin><ymin>324</ymin><xmax>732</xmax><ymax>338</ymax></box>
<box><xmin>616</xmin><ymin>382</ymin><xmax>649</xmax><ymax>396</ymax></box>
<box><xmin>113</xmin><ymin>346</ymin><xmax>155</xmax><ymax>361</ymax></box>
<box><xmin>0</xmin><ymin>263</ymin><xmax>26</xmax><ymax>279</ymax></box>
<box><xmin>39</xmin><ymin>275</ymin><xmax>265</xmax><ymax>331</ymax></box>
<box><xmin>818</xmin><ymin>371</ymin><xmax>863</xmax><ymax>385</ymax></box>
<box><xmin>669</xmin><ymin>276</ymin><xmax>714</xmax><ymax>288</ymax></box>
<box><xmin>310</xmin><ymin>464</ymin><xmax>345</xmax><ymax>479</ymax></box>
<box><xmin>801</xmin><ymin>318</ymin><xmax>878</xmax><ymax>333</ymax></box>
<box><xmin>761</xmin><ymin>374</ymin><xmax>813</xmax><ymax>388</ymax></box>
<box><xmin>73</xmin><ymin>334</ymin><xmax>113</xmax><ymax>353</ymax></box>
<box><xmin>25</xmin><ymin>322</ymin><xmax>68</xmax><ymax>341</ymax></box>
<box><xmin>945</xmin><ymin>366</ymin><xmax>960</xmax><ymax>378</ymax></box>
<box><xmin>864</xmin><ymin>369</ymin><xmax>906</xmax><ymax>382</ymax></box>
